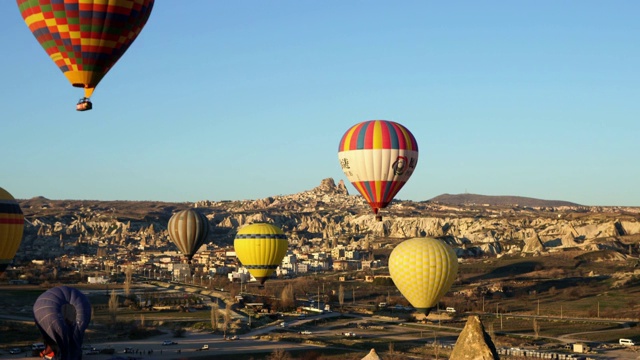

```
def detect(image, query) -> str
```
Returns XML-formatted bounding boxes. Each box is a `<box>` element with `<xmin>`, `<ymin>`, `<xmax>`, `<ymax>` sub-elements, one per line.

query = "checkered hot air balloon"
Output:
<box><xmin>338</xmin><ymin>120</ymin><xmax>419</xmax><ymax>221</ymax></box>
<box><xmin>16</xmin><ymin>0</ymin><xmax>155</xmax><ymax>111</ymax></box>
<box><xmin>234</xmin><ymin>223</ymin><xmax>288</xmax><ymax>286</ymax></box>
<box><xmin>389</xmin><ymin>237</ymin><xmax>458</xmax><ymax>315</ymax></box>
<box><xmin>0</xmin><ymin>187</ymin><xmax>24</xmax><ymax>273</ymax></box>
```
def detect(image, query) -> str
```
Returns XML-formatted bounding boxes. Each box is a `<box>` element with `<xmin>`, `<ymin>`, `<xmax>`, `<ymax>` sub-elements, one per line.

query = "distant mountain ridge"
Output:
<box><xmin>429</xmin><ymin>193</ymin><xmax>582</xmax><ymax>207</ymax></box>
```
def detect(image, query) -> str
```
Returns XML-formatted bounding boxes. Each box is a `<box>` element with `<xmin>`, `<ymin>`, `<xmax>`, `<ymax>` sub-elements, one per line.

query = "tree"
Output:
<box><xmin>487</xmin><ymin>321</ymin><xmax>495</xmax><ymax>340</ymax></box>
<box><xmin>211</xmin><ymin>302</ymin><xmax>219</xmax><ymax>332</ymax></box>
<box><xmin>387</xmin><ymin>342</ymin><xmax>403</xmax><ymax>360</ymax></box>
<box><xmin>222</xmin><ymin>305</ymin><xmax>231</xmax><ymax>339</ymax></box>
<box><xmin>280</xmin><ymin>284</ymin><xmax>295</xmax><ymax>310</ymax></box>
<box><xmin>108</xmin><ymin>290</ymin><xmax>118</xmax><ymax>326</ymax></box>
<box><xmin>352</xmin><ymin>286</ymin><xmax>355</xmax><ymax>305</ymax></box>
<box><xmin>267</xmin><ymin>349</ymin><xmax>292</xmax><ymax>360</ymax></box>
<box><xmin>124</xmin><ymin>265</ymin><xmax>133</xmax><ymax>296</ymax></box>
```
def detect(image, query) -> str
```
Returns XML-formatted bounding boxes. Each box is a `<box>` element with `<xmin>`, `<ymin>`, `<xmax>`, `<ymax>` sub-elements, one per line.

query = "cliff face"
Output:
<box><xmin>15</xmin><ymin>178</ymin><xmax>640</xmax><ymax>260</ymax></box>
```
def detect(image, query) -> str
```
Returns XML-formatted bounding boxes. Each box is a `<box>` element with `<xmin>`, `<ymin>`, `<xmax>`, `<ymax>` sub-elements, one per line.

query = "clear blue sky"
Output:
<box><xmin>1</xmin><ymin>1</ymin><xmax>638</xmax><ymax>206</ymax></box>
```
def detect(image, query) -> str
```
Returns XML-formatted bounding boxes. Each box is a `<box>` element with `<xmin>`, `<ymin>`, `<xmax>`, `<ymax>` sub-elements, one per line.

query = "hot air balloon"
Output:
<box><xmin>388</xmin><ymin>237</ymin><xmax>458</xmax><ymax>315</ymax></box>
<box><xmin>0</xmin><ymin>187</ymin><xmax>24</xmax><ymax>273</ymax></box>
<box><xmin>16</xmin><ymin>0</ymin><xmax>155</xmax><ymax>111</ymax></box>
<box><xmin>167</xmin><ymin>209</ymin><xmax>210</xmax><ymax>264</ymax></box>
<box><xmin>33</xmin><ymin>286</ymin><xmax>92</xmax><ymax>360</ymax></box>
<box><xmin>234</xmin><ymin>223</ymin><xmax>288</xmax><ymax>286</ymax></box>
<box><xmin>338</xmin><ymin>120</ymin><xmax>419</xmax><ymax>221</ymax></box>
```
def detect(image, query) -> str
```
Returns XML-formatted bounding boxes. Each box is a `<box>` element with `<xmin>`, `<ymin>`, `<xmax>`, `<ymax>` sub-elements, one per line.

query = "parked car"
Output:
<box><xmin>9</xmin><ymin>348</ymin><xmax>22</xmax><ymax>354</ymax></box>
<box><xmin>297</xmin><ymin>314</ymin><xmax>307</xmax><ymax>319</ymax></box>
<box><xmin>85</xmin><ymin>348</ymin><xmax>100</xmax><ymax>355</ymax></box>
<box><xmin>162</xmin><ymin>340</ymin><xmax>177</xmax><ymax>346</ymax></box>
<box><xmin>123</xmin><ymin>348</ymin><xmax>134</xmax><ymax>354</ymax></box>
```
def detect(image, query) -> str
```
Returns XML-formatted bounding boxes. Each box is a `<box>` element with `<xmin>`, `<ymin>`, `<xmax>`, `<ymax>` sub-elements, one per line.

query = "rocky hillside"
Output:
<box><xmin>14</xmin><ymin>178</ymin><xmax>640</xmax><ymax>262</ymax></box>
<box><xmin>429</xmin><ymin>193</ymin><xmax>582</xmax><ymax>207</ymax></box>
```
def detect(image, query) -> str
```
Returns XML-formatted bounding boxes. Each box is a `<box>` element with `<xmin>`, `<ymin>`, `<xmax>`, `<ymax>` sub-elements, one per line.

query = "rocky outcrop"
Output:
<box><xmin>313</xmin><ymin>178</ymin><xmax>349</xmax><ymax>195</ymax></box>
<box><xmin>560</xmin><ymin>231</ymin><xmax>579</xmax><ymax>248</ymax></box>
<box><xmin>15</xmin><ymin>178</ymin><xmax>640</xmax><ymax>261</ymax></box>
<box><xmin>522</xmin><ymin>232</ymin><xmax>545</xmax><ymax>254</ymax></box>
<box><xmin>450</xmin><ymin>315</ymin><xmax>499</xmax><ymax>360</ymax></box>
<box><xmin>361</xmin><ymin>348</ymin><xmax>382</xmax><ymax>360</ymax></box>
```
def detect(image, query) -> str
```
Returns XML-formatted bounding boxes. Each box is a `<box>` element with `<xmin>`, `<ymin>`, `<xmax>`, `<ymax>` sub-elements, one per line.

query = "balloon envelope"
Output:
<box><xmin>338</xmin><ymin>120</ymin><xmax>419</xmax><ymax>218</ymax></box>
<box><xmin>33</xmin><ymin>286</ymin><xmax>92</xmax><ymax>360</ymax></box>
<box><xmin>167</xmin><ymin>209</ymin><xmax>210</xmax><ymax>262</ymax></box>
<box><xmin>389</xmin><ymin>237</ymin><xmax>458</xmax><ymax>314</ymax></box>
<box><xmin>17</xmin><ymin>0</ymin><xmax>155</xmax><ymax>98</ymax></box>
<box><xmin>0</xmin><ymin>187</ymin><xmax>24</xmax><ymax>272</ymax></box>
<box><xmin>234</xmin><ymin>223</ymin><xmax>288</xmax><ymax>285</ymax></box>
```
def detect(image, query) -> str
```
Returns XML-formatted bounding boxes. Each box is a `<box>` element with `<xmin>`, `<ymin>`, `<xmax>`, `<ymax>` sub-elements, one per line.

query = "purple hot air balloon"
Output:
<box><xmin>33</xmin><ymin>286</ymin><xmax>92</xmax><ymax>360</ymax></box>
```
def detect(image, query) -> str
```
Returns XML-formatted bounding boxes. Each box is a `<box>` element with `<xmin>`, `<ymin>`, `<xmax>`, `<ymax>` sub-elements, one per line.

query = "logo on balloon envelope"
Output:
<box><xmin>392</xmin><ymin>156</ymin><xmax>407</xmax><ymax>175</ymax></box>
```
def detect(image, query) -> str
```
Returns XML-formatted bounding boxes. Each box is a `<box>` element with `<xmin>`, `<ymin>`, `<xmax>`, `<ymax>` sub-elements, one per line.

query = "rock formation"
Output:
<box><xmin>522</xmin><ymin>231</ymin><xmax>545</xmax><ymax>254</ymax></box>
<box><xmin>449</xmin><ymin>315</ymin><xmax>500</xmax><ymax>360</ymax></box>
<box><xmin>15</xmin><ymin>178</ymin><xmax>640</xmax><ymax>262</ymax></box>
<box><xmin>560</xmin><ymin>231</ymin><xmax>579</xmax><ymax>248</ymax></box>
<box><xmin>361</xmin><ymin>348</ymin><xmax>382</xmax><ymax>360</ymax></box>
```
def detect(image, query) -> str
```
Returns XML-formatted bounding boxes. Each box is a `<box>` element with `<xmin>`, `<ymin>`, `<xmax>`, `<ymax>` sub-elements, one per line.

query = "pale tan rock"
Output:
<box><xmin>522</xmin><ymin>231</ymin><xmax>545</xmax><ymax>253</ymax></box>
<box><xmin>449</xmin><ymin>315</ymin><xmax>499</xmax><ymax>360</ymax></box>
<box><xmin>361</xmin><ymin>348</ymin><xmax>382</xmax><ymax>360</ymax></box>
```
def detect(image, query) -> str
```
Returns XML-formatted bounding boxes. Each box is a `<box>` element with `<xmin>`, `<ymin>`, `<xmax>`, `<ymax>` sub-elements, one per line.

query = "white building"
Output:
<box><xmin>87</xmin><ymin>276</ymin><xmax>109</xmax><ymax>284</ymax></box>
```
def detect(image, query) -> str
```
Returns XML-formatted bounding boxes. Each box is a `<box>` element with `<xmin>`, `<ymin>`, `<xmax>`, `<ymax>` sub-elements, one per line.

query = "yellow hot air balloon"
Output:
<box><xmin>234</xmin><ymin>223</ymin><xmax>288</xmax><ymax>285</ymax></box>
<box><xmin>0</xmin><ymin>187</ymin><xmax>25</xmax><ymax>273</ymax></box>
<box><xmin>389</xmin><ymin>237</ymin><xmax>458</xmax><ymax>314</ymax></box>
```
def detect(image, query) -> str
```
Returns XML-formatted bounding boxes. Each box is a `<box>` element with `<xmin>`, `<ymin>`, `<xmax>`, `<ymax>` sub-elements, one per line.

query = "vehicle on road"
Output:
<box><xmin>619</xmin><ymin>338</ymin><xmax>635</xmax><ymax>346</ymax></box>
<box><xmin>85</xmin><ymin>348</ymin><xmax>99</xmax><ymax>355</ymax></box>
<box><xmin>162</xmin><ymin>340</ymin><xmax>177</xmax><ymax>346</ymax></box>
<box><xmin>227</xmin><ymin>335</ymin><xmax>239</xmax><ymax>340</ymax></box>
<box><xmin>342</xmin><ymin>332</ymin><xmax>356</xmax><ymax>337</ymax></box>
<box><xmin>280</xmin><ymin>321</ymin><xmax>286</xmax><ymax>328</ymax></box>
<box><xmin>9</xmin><ymin>348</ymin><xmax>22</xmax><ymax>354</ymax></box>
<box><xmin>123</xmin><ymin>348</ymin><xmax>134</xmax><ymax>353</ymax></box>
<box><xmin>299</xmin><ymin>330</ymin><xmax>312</xmax><ymax>335</ymax></box>
<box><xmin>565</xmin><ymin>355</ymin><xmax>586</xmax><ymax>360</ymax></box>
<box><xmin>297</xmin><ymin>314</ymin><xmax>307</xmax><ymax>319</ymax></box>
<box><xmin>200</xmin><ymin>345</ymin><xmax>209</xmax><ymax>350</ymax></box>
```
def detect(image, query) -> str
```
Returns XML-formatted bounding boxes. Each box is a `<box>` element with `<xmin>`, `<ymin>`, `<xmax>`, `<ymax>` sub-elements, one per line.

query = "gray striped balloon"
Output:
<box><xmin>167</xmin><ymin>209</ymin><xmax>210</xmax><ymax>262</ymax></box>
